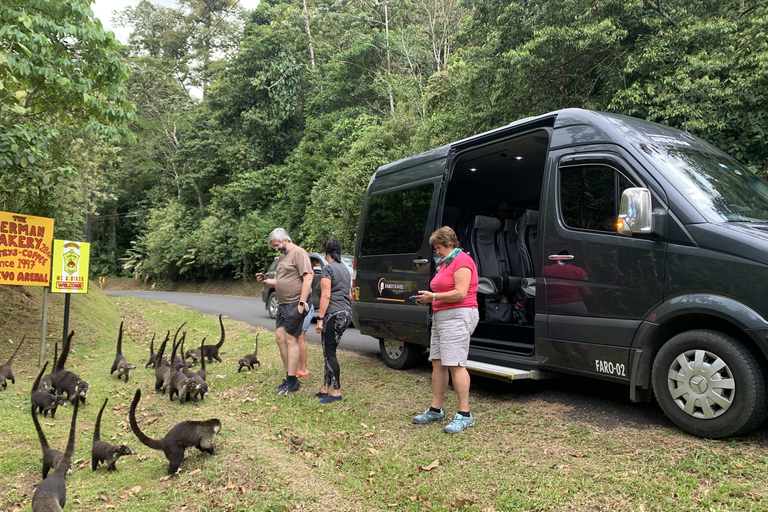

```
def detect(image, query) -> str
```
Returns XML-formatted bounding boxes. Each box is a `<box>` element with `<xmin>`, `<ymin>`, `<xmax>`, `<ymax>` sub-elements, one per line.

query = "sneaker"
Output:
<box><xmin>274</xmin><ymin>378</ymin><xmax>288</xmax><ymax>390</ymax></box>
<box><xmin>276</xmin><ymin>379</ymin><xmax>301</xmax><ymax>396</ymax></box>
<box><xmin>412</xmin><ymin>408</ymin><xmax>446</xmax><ymax>424</ymax></box>
<box><xmin>296</xmin><ymin>370</ymin><xmax>310</xmax><ymax>378</ymax></box>
<box><xmin>444</xmin><ymin>413</ymin><xmax>474</xmax><ymax>434</ymax></box>
<box><xmin>319</xmin><ymin>394</ymin><xmax>342</xmax><ymax>404</ymax></box>
<box><xmin>314</xmin><ymin>392</ymin><xmax>328</xmax><ymax>398</ymax></box>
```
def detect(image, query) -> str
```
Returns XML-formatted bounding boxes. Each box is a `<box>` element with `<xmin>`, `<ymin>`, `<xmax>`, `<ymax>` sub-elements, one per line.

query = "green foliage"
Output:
<box><xmin>99</xmin><ymin>0</ymin><xmax>768</xmax><ymax>284</ymax></box>
<box><xmin>0</xmin><ymin>0</ymin><xmax>134</xmax><ymax>223</ymax></box>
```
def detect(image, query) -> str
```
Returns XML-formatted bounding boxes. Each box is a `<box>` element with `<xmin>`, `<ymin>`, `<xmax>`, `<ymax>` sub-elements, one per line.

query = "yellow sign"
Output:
<box><xmin>0</xmin><ymin>211</ymin><xmax>54</xmax><ymax>286</ymax></box>
<box><xmin>51</xmin><ymin>240</ymin><xmax>90</xmax><ymax>294</ymax></box>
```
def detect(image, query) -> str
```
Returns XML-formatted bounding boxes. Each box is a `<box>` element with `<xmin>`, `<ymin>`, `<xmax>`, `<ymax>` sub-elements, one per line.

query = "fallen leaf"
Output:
<box><xmin>188</xmin><ymin>468</ymin><xmax>201</xmax><ymax>475</ymax></box>
<box><xmin>420</xmin><ymin>459</ymin><xmax>440</xmax><ymax>471</ymax></box>
<box><xmin>368</xmin><ymin>448</ymin><xmax>379</xmax><ymax>455</ymax></box>
<box><xmin>225</xmin><ymin>481</ymin><xmax>235</xmax><ymax>489</ymax></box>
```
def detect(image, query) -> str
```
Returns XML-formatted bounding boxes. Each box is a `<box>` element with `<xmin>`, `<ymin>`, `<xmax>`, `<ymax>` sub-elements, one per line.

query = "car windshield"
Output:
<box><xmin>341</xmin><ymin>255</ymin><xmax>354</xmax><ymax>276</ymax></box>
<box><xmin>637</xmin><ymin>143</ymin><xmax>768</xmax><ymax>223</ymax></box>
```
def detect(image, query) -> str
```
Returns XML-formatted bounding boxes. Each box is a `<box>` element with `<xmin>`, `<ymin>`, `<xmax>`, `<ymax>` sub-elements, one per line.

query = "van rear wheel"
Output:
<box><xmin>379</xmin><ymin>339</ymin><xmax>425</xmax><ymax>370</ymax></box>
<box><xmin>652</xmin><ymin>329</ymin><xmax>768</xmax><ymax>438</ymax></box>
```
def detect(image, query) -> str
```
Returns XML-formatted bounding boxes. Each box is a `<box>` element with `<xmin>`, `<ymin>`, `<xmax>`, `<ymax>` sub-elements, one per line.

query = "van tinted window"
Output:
<box><xmin>361</xmin><ymin>184</ymin><xmax>433</xmax><ymax>255</ymax></box>
<box><xmin>560</xmin><ymin>164</ymin><xmax>635</xmax><ymax>232</ymax></box>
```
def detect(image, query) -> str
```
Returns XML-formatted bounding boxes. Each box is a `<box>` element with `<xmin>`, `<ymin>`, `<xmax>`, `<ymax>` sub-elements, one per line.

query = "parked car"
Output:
<box><xmin>352</xmin><ymin>107</ymin><xmax>768</xmax><ymax>439</ymax></box>
<box><xmin>261</xmin><ymin>252</ymin><xmax>353</xmax><ymax>319</ymax></box>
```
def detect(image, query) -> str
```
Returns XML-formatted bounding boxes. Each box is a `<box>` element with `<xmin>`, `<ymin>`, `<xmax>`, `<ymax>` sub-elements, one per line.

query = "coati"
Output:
<box><xmin>153</xmin><ymin>332</ymin><xmax>171</xmax><ymax>392</ymax></box>
<box><xmin>0</xmin><ymin>335</ymin><xmax>26</xmax><ymax>389</ymax></box>
<box><xmin>110</xmin><ymin>321</ymin><xmax>136</xmax><ymax>382</ymax></box>
<box><xmin>168</xmin><ymin>333</ymin><xmax>198</xmax><ymax>404</ymax></box>
<box><xmin>49</xmin><ymin>330</ymin><xmax>89</xmax><ymax>405</ymax></box>
<box><xmin>237</xmin><ymin>333</ymin><xmax>261</xmax><ymax>372</ymax></box>
<box><xmin>30</xmin><ymin>363</ymin><xmax>70</xmax><ymax>480</ymax></box>
<box><xmin>38</xmin><ymin>342</ymin><xmax>58</xmax><ymax>393</ymax></box>
<box><xmin>145</xmin><ymin>333</ymin><xmax>157</xmax><ymax>368</ymax></box>
<box><xmin>52</xmin><ymin>370</ymin><xmax>89</xmax><ymax>406</ymax></box>
<box><xmin>186</xmin><ymin>314</ymin><xmax>225</xmax><ymax>364</ymax></box>
<box><xmin>32</xmin><ymin>362</ymin><xmax>68</xmax><ymax>419</ymax></box>
<box><xmin>31</xmin><ymin>396</ymin><xmax>79</xmax><ymax>511</ymax></box>
<box><xmin>181</xmin><ymin>337</ymin><xmax>207</xmax><ymax>402</ymax></box>
<box><xmin>92</xmin><ymin>398</ymin><xmax>135</xmax><ymax>471</ymax></box>
<box><xmin>129</xmin><ymin>388</ymin><xmax>221</xmax><ymax>475</ymax></box>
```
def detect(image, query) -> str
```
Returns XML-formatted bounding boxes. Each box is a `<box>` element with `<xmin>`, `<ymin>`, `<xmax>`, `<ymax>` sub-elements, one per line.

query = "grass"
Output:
<box><xmin>1</xmin><ymin>284</ymin><xmax>768</xmax><ymax>511</ymax></box>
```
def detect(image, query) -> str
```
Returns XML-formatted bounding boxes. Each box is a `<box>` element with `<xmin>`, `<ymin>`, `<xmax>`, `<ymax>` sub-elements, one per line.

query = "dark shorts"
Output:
<box><xmin>276</xmin><ymin>302</ymin><xmax>307</xmax><ymax>337</ymax></box>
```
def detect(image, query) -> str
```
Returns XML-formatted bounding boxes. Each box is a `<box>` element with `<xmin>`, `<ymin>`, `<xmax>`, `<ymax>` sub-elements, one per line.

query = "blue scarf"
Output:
<box><xmin>437</xmin><ymin>248</ymin><xmax>461</xmax><ymax>269</ymax></box>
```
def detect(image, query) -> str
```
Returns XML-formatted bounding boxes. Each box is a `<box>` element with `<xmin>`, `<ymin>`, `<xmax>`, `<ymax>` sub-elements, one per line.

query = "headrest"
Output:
<box><xmin>474</xmin><ymin>215</ymin><xmax>501</xmax><ymax>230</ymax></box>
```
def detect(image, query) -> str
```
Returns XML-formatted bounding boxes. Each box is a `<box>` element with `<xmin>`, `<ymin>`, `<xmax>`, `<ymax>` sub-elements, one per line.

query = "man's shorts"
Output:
<box><xmin>302</xmin><ymin>303</ymin><xmax>314</xmax><ymax>332</ymax></box>
<box><xmin>429</xmin><ymin>307</ymin><xmax>479</xmax><ymax>366</ymax></box>
<box><xmin>276</xmin><ymin>302</ymin><xmax>307</xmax><ymax>337</ymax></box>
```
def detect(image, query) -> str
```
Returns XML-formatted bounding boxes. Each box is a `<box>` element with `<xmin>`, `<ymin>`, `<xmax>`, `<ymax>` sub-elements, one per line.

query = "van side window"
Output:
<box><xmin>361</xmin><ymin>184</ymin><xmax>434</xmax><ymax>255</ymax></box>
<box><xmin>559</xmin><ymin>163</ymin><xmax>636</xmax><ymax>233</ymax></box>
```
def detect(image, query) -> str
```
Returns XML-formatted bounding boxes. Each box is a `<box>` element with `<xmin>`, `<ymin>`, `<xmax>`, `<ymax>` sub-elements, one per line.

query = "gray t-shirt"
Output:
<box><xmin>321</xmin><ymin>260</ymin><xmax>351</xmax><ymax>315</ymax></box>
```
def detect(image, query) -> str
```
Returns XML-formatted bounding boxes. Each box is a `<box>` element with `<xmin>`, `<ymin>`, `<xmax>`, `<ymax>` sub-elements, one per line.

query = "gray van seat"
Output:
<box><xmin>516</xmin><ymin>210</ymin><xmax>540</xmax><ymax>297</ymax></box>
<box><xmin>470</xmin><ymin>215</ymin><xmax>514</xmax><ymax>294</ymax></box>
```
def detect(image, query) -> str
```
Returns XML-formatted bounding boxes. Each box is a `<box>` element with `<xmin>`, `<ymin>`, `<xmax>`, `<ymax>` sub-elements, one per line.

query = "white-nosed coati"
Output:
<box><xmin>0</xmin><ymin>335</ymin><xmax>26</xmax><ymax>389</ymax></box>
<box><xmin>154</xmin><ymin>332</ymin><xmax>171</xmax><ymax>393</ymax></box>
<box><xmin>32</xmin><ymin>362</ymin><xmax>68</xmax><ymax>419</ymax></box>
<box><xmin>145</xmin><ymin>333</ymin><xmax>157</xmax><ymax>368</ymax></box>
<box><xmin>168</xmin><ymin>333</ymin><xmax>198</xmax><ymax>404</ymax></box>
<box><xmin>31</xmin><ymin>395</ymin><xmax>79</xmax><ymax>511</ymax></box>
<box><xmin>38</xmin><ymin>342</ymin><xmax>57</xmax><ymax>393</ymax></box>
<box><xmin>92</xmin><ymin>398</ymin><xmax>135</xmax><ymax>472</ymax></box>
<box><xmin>129</xmin><ymin>388</ymin><xmax>221</xmax><ymax>475</ymax></box>
<box><xmin>31</xmin><ymin>363</ymin><xmax>70</xmax><ymax>480</ymax></box>
<box><xmin>49</xmin><ymin>330</ymin><xmax>89</xmax><ymax>405</ymax></box>
<box><xmin>111</xmin><ymin>321</ymin><xmax>136</xmax><ymax>382</ymax></box>
<box><xmin>237</xmin><ymin>333</ymin><xmax>261</xmax><ymax>373</ymax></box>
<box><xmin>186</xmin><ymin>314</ymin><xmax>225</xmax><ymax>364</ymax></box>
<box><xmin>181</xmin><ymin>337</ymin><xmax>207</xmax><ymax>402</ymax></box>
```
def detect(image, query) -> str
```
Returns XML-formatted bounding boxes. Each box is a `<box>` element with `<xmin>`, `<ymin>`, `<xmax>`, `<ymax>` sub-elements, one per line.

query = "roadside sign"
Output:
<box><xmin>0</xmin><ymin>211</ymin><xmax>54</xmax><ymax>286</ymax></box>
<box><xmin>51</xmin><ymin>240</ymin><xmax>90</xmax><ymax>294</ymax></box>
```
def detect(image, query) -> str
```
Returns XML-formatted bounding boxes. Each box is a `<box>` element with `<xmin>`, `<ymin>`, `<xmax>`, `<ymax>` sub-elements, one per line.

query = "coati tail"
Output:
<box><xmin>215</xmin><ymin>314</ymin><xmax>225</xmax><ymax>348</ymax></box>
<box><xmin>94</xmin><ymin>398</ymin><xmax>108</xmax><ymax>442</ymax></box>
<box><xmin>56</xmin><ymin>331</ymin><xmax>74</xmax><ymax>372</ymax></box>
<box><xmin>129</xmin><ymin>389</ymin><xmax>163</xmax><ymax>450</ymax></box>
<box><xmin>5</xmin><ymin>335</ymin><xmax>26</xmax><ymax>365</ymax></box>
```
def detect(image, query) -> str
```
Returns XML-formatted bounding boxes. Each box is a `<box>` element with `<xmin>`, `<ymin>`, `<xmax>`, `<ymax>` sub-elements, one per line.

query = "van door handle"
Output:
<box><xmin>413</xmin><ymin>258</ymin><xmax>429</xmax><ymax>265</ymax></box>
<box><xmin>548</xmin><ymin>254</ymin><xmax>574</xmax><ymax>261</ymax></box>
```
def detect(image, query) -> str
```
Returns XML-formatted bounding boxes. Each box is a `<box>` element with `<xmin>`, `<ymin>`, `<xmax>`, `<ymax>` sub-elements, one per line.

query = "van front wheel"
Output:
<box><xmin>379</xmin><ymin>339</ymin><xmax>425</xmax><ymax>370</ymax></box>
<box><xmin>652</xmin><ymin>329</ymin><xmax>768</xmax><ymax>438</ymax></box>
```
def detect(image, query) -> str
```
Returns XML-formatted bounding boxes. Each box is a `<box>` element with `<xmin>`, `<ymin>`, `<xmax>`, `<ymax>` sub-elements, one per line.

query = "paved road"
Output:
<box><xmin>104</xmin><ymin>290</ymin><xmax>381</xmax><ymax>357</ymax></box>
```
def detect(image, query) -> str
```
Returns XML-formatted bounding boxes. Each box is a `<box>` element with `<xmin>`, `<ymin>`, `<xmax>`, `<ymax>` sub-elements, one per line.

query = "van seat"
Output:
<box><xmin>470</xmin><ymin>215</ymin><xmax>515</xmax><ymax>294</ymax></box>
<box><xmin>516</xmin><ymin>210</ymin><xmax>540</xmax><ymax>296</ymax></box>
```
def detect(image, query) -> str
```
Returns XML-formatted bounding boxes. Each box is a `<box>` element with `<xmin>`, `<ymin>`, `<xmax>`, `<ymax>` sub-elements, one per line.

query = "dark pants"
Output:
<box><xmin>322</xmin><ymin>310</ymin><xmax>352</xmax><ymax>390</ymax></box>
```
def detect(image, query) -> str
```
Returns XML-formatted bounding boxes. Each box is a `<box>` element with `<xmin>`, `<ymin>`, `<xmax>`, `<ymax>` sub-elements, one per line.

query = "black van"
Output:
<box><xmin>351</xmin><ymin>108</ymin><xmax>768</xmax><ymax>438</ymax></box>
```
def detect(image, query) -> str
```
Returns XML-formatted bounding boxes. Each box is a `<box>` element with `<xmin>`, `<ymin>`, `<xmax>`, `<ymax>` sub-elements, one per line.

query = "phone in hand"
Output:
<box><xmin>408</xmin><ymin>295</ymin><xmax>419</xmax><ymax>301</ymax></box>
<box><xmin>256</xmin><ymin>272</ymin><xmax>267</xmax><ymax>279</ymax></box>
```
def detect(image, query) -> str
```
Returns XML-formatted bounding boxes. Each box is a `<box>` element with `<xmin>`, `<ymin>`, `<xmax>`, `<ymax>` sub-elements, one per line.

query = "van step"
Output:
<box><xmin>465</xmin><ymin>360</ymin><xmax>537</xmax><ymax>380</ymax></box>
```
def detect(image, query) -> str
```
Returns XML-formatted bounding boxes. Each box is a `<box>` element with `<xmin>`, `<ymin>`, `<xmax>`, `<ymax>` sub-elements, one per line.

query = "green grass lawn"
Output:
<box><xmin>1</xmin><ymin>286</ymin><xmax>768</xmax><ymax>511</ymax></box>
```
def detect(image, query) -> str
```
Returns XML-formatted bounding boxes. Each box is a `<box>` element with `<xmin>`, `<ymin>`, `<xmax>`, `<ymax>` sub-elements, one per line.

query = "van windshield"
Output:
<box><xmin>637</xmin><ymin>144</ymin><xmax>768</xmax><ymax>223</ymax></box>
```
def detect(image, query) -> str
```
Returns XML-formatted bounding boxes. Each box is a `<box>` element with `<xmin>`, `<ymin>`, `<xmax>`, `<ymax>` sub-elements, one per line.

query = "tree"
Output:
<box><xmin>0</xmin><ymin>0</ymin><xmax>135</xmax><ymax>221</ymax></box>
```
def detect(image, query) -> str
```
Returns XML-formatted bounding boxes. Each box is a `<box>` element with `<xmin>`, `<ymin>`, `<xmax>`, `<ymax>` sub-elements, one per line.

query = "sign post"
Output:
<box><xmin>0</xmin><ymin>211</ymin><xmax>55</xmax><ymax>365</ymax></box>
<box><xmin>50</xmin><ymin>240</ymin><xmax>90</xmax><ymax>349</ymax></box>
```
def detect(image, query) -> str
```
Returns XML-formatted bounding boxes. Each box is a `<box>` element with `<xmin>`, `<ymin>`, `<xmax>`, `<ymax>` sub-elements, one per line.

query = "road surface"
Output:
<box><xmin>104</xmin><ymin>290</ymin><xmax>381</xmax><ymax>357</ymax></box>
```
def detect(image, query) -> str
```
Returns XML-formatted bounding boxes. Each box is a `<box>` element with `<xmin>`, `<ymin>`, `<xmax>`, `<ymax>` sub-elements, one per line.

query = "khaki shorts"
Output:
<box><xmin>429</xmin><ymin>307</ymin><xmax>479</xmax><ymax>366</ymax></box>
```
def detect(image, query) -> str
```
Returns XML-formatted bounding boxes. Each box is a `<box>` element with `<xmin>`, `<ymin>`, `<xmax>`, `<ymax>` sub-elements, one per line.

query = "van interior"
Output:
<box><xmin>441</xmin><ymin>128</ymin><xmax>551</xmax><ymax>356</ymax></box>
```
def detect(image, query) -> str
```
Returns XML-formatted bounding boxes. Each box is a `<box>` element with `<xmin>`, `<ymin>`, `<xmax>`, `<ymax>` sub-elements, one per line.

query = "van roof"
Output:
<box><xmin>375</xmin><ymin>108</ymin><xmax>712</xmax><ymax>175</ymax></box>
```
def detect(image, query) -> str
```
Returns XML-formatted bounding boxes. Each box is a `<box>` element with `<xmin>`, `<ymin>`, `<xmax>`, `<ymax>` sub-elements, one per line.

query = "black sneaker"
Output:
<box><xmin>274</xmin><ymin>378</ymin><xmax>288</xmax><ymax>390</ymax></box>
<box><xmin>276</xmin><ymin>379</ymin><xmax>301</xmax><ymax>396</ymax></box>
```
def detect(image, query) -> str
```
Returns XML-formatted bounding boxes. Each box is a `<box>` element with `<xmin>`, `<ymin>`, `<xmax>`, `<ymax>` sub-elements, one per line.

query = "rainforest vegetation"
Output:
<box><xmin>2</xmin><ymin>0</ymin><xmax>767</xmax><ymax>284</ymax></box>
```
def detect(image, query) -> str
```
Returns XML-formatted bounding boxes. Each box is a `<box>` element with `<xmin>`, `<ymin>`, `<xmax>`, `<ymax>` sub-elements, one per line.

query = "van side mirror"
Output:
<box><xmin>618</xmin><ymin>187</ymin><xmax>652</xmax><ymax>236</ymax></box>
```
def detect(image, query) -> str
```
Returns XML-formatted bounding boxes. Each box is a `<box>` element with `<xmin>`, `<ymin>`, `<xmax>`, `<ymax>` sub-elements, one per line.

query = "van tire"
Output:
<box><xmin>379</xmin><ymin>339</ymin><xmax>425</xmax><ymax>370</ymax></box>
<box><xmin>267</xmin><ymin>291</ymin><xmax>278</xmax><ymax>319</ymax></box>
<box><xmin>652</xmin><ymin>329</ymin><xmax>768</xmax><ymax>438</ymax></box>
